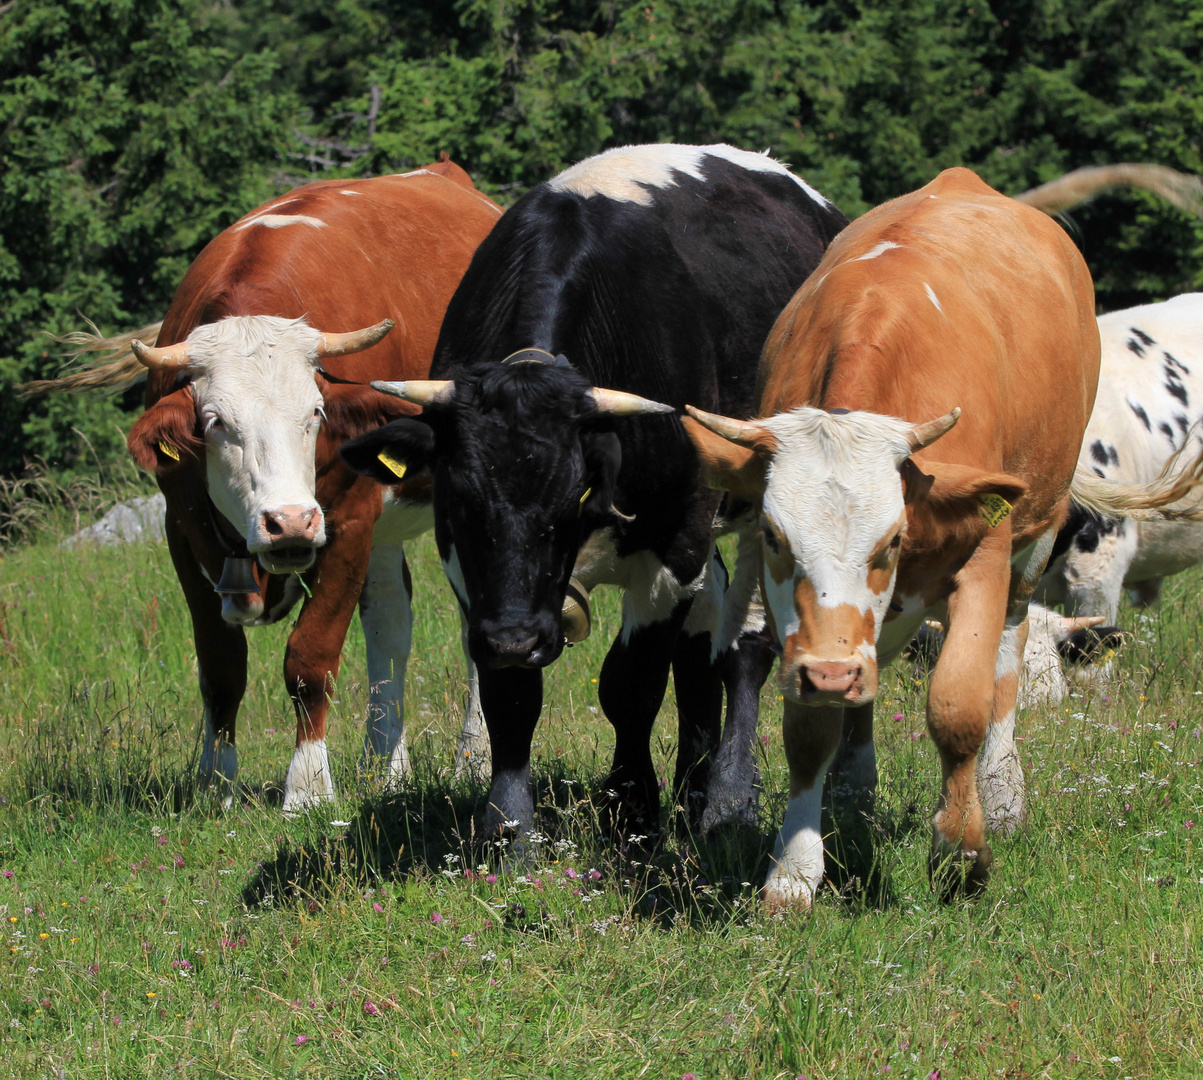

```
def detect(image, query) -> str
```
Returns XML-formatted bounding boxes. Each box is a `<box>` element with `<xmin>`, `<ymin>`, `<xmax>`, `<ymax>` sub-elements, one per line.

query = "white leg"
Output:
<box><xmin>763</xmin><ymin>703</ymin><xmax>842</xmax><ymax>910</ymax></box>
<box><xmin>453</xmin><ymin>606</ymin><xmax>490</xmax><ymax>782</ymax></box>
<box><xmin>283</xmin><ymin>739</ymin><xmax>334</xmax><ymax>814</ymax></box>
<box><xmin>978</xmin><ymin>610</ymin><xmax>1027</xmax><ymax>832</ymax></box>
<box><xmin>358</xmin><ymin>540</ymin><xmax>412</xmax><ymax>785</ymax></box>
<box><xmin>198</xmin><ymin>712</ymin><xmax>238</xmax><ymax>810</ymax></box>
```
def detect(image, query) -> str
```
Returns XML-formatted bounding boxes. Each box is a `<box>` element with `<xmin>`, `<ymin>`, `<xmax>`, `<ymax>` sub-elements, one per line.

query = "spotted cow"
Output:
<box><xmin>95</xmin><ymin>162</ymin><xmax>501</xmax><ymax>811</ymax></box>
<box><xmin>682</xmin><ymin>168</ymin><xmax>1200</xmax><ymax>907</ymax></box>
<box><xmin>1038</xmin><ymin>294</ymin><xmax>1203</xmax><ymax>621</ymax></box>
<box><xmin>341</xmin><ymin>144</ymin><xmax>848</xmax><ymax>843</ymax></box>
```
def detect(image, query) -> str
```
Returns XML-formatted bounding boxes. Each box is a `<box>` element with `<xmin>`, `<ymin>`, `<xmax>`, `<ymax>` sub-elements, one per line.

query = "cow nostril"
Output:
<box><xmin>263</xmin><ymin>512</ymin><xmax>284</xmax><ymax>537</ymax></box>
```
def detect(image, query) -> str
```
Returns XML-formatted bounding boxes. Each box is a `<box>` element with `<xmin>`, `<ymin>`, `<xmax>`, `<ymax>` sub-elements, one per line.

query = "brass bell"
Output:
<box><xmin>214</xmin><ymin>556</ymin><xmax>259</xmax><ymax>595</ymax></box>
<box><xmin>561</xmin><ymin>576</ymin><xmax>591</xmax><ymax>644</ymax></box>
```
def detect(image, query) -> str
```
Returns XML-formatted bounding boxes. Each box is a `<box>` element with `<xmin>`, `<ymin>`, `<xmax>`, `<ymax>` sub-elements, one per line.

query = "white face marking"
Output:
<box><xmin>759</xmin><ymin>409</ymin><xmax>912</xmax><ymax>651</ymax></box>
<box><xmin>924</xmin><ymin>283</ymin><xmax>943</xmax><ymax>312</ymax></box>
<box><xmin>184</xmin><ymin>316</ymin><xmax>327</xmax><ymax>554</ymax></box>
<box><xmin>852</xmin><ymin>241</ymin><xmax>900</xmax><ymax>262</ymax></box>
<box><xmin>548</xmin><ymin>143</ymin><xmax>831</xmax><ymax>207</ymax></box>
<box><xmin>235</xmin><ymin>213</ymin><xmax>326</xmax><ymax>231</ymax></box>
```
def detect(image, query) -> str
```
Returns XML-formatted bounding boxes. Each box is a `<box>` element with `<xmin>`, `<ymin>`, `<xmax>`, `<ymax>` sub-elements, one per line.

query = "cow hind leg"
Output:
<box><xmin>597</xmin><ymin>599</ymin><xmax>690</xmax><ymax>838</ymax></box>
<box><xmin>358</xmin><ymin>540</ymin><xmax>413</xmax><ymax>786</ymax></box>
<box><xmin>979</xmin><ymin>526</ymin><xmax>1057</xmax><ymax>833</ymax></box>
<box><xmin>763</xmin><ymin>700</ymin><xmax>844</xmax><ymax>910</ymax></box>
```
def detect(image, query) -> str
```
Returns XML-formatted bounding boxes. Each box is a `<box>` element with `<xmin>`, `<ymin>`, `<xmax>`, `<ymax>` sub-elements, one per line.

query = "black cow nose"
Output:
<box><xmin>485</xmin><ymin>629</ymin><xmax>540</xmax><ymax>668</ymax></box>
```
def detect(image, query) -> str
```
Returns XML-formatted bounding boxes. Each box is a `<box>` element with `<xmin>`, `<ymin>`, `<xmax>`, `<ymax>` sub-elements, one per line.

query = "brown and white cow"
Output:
<box><xmin>682</xmin><ymin>167</ymin><xmax>1200</xmax><ymax>907</ymax></box>
<box><xmin>116</xmin><ymin>161</ymin><xmax>501</xmax><ymax>811</ymax></box>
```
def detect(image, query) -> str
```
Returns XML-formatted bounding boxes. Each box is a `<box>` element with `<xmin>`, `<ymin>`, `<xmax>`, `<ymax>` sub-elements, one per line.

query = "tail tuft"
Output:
<box><xmin>18</xmin><ymin>320</ymin><xmax>163</xmax><ymax>398</ymax></box>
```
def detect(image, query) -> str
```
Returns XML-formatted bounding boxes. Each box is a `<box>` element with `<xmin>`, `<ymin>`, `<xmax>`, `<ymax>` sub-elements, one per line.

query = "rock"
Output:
<box><xmin>61</xmin><ymin>493</ymin><xmax>167</xmax><ymax>549</ymax></box>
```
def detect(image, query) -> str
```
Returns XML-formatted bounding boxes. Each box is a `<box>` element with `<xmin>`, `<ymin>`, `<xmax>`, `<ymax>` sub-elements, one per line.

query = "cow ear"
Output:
<box><xmin>680</xmin><ymin>415</ymin><xmax>771</xmax><ymax>501</ymax></box>
<box><xmin>580</xmin><ymin>430</ymin><xmax>621</xmax><ymax>522</ymax></box>
<box><xmin>128</xmin><ymin>387</ymin><xmax>199</xmax><ymax>474</ymax></box>
<box><xmin>339</xmin><ymin>417</ymin><xmax>435</xmax><ymax>485</ymax></box>
<box><xmin>902</xmin><ymin>458</ymin><xmax>1027</xmax><ymax>533</ymax></box>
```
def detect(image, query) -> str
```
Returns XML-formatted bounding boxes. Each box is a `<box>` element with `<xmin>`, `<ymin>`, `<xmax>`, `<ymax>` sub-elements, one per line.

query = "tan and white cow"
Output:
<box><xmin>683</xmin><ymin>167</ymin><xmax>1199</xmax><ymax>907</ymax></box>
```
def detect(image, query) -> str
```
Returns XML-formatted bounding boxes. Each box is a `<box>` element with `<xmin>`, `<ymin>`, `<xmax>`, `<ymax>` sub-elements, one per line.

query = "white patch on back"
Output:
<box><xmin>852</xmin><ymin>241</ymin><xmax>901</xmax><ymax>262</ymax></box>
<box><xmin>340</xmin><ymin>189</ymin><xmax>362</xmax><ymax>195</ymax></box>
<box><xmin>394</xmin><ymin>169</ymin><xmax>435</xmax><ymax>179</ymax></box>
<box><xmin>236</xmin><ymin>213</ymin><xmax>326</xmax><ymax>231</ymax></box>
<box><xmin>924</xmin><ymin>283</ymin><xmax>943</xmax><ymax>313</ymax></box>
<box><xmin>548</xmin><ymin>143</ymin><xmax>831</xmax><ymax>207</ymax></box>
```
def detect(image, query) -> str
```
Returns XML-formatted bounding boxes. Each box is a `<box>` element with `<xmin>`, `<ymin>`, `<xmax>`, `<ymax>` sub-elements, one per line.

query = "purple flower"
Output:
<box><xmin>1</xmin><ymin>870</ymin><xmax>12</xmax><ymax>879</ymax></box>
<box><xmin>1186</xmin><ymin>820</ymin><xmax>1195</xmax><ymax>830</ymax></box>
<box><xmin>373</xmin><ymin>902</ymin><xmax>384</xmax><ymax>912</ymax></box>
<box><xmin>174</xmin><ymin>855</ymin><xmax>185</xmax><ymax>869</ymax></box>
<box><xmin>485</xmin><ymin>874</ymin><xmax>497</xmax><ymax>885</ymax></box>
<box><xmin>588</xmin><ymin>869</ymin><xmax>602</xmax><ymax>882</ymax></box>
<box><xmin>363</xmin><ymin>1000</ymin><xmax>380</xmax><ymax>1016</ymax></box>
<box><xmin>295</xmin><ymin>1034</ymin><xmax>308</xmax><ymax>1045</ymax></box>
<box><xmin>430</xmin><ymin>912</ymin><xmax>443</xmax><ymax>925</ymax></box>
<box><xmin>564</xmin><ymin>867</ymin><xmax>579</xmax><ymax>880</ymax></box>
<box><xmin>684</xmin><ymin>1074</ymin><xmax>697</xmax><ymax>1080</ymax></box>
<box><xmin>893</xmin><ymin>712</ymin><xmax>905</xmax><ymax>721</ymax></box>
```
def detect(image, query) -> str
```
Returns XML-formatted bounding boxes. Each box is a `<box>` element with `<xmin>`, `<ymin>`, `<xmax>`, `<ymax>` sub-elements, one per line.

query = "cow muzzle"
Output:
<box><xmin>784</xmin><ymin>654</ymin><xmax>877</xmax><ymax>707</ymax></box>
<box><xmin>472</xmin><ymin>617</ymin><xmax>563</xmax><ymax>671</ymax></box>
<box><xmin>252</xmin><ymin>504</ymin><xmax>325</xmax><ymax>573</ymax></box>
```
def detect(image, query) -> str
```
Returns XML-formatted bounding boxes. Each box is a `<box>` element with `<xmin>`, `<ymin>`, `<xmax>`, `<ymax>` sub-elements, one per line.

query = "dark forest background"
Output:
<box><xmin>2</xmin><ymin>0</ymin><xmax>1201</xmax><ymax>477</ymax></box>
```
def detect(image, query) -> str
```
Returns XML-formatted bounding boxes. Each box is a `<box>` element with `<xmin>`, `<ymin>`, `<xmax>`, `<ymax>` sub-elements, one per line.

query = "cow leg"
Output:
<box><xmin>598</xmin><ymin>598</ymin><xmax>691</xmax><ymax>836</ymax></box>
<box><xmin>357</xmin><ymin>538</ymin><xmax>412</xmax><ymax>785</ymax></box>
<box><xmin>926</xmin><ymin>533</ymin><xmax>1010</xmax><ymax>898</ymax></box>
<box><xmin>453</xmin><ymin>606</ymin><xmax>490</xmax><ymax>784</ymax></box>
<box><xmin>283</xmin><ymin>525</ymin><xmax>373</xmax><ymax>814</ymax></box>
<box><xmin>478</xmin><ymin>665</ymin><xmax>543</xmax><ymax>842</ymax></box>
<box><xmin>827</xmin><ymin>701</ymin><xmax>877</xmax><ymax>811</ymax></box>
<box><xmin>978</xmin><ymin>525</ymin><xmax>1055</xmax><ymax>833</ymax></box>
<box><xmin>1128</xmin><ymin>576</ymin><xmax>1162</xmax><ymax>608</ymax></box>
<box><xmin>671</xmin><ymin>552</ymin><xmax>725</xmax><ymax>831</ymax></box>
<box><xmin>763</xmin><ymin>699</ymin><xmax>844</xmax><ymax>909</ymax></box>
<box><xmin>167</xmin><ymin>518</ymin><xmax>245</xmax><ymax>806</ymax></box>
<box><xmin>701</xmin><ymin>527</ymin><xmax>776</xmax><ymax>833</ymax></box>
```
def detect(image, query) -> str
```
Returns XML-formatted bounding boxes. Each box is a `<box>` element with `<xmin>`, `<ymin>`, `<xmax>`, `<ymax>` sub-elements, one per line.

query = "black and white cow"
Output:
<box><xmin>342</xmin><ymin>144</ymin><xmax>848</xmax><ymax>841</ymax></box>
<box><xmin>1039</xmin><ymin>293</ymin><xmax>1203</xmax><ymax>620</ymax></box>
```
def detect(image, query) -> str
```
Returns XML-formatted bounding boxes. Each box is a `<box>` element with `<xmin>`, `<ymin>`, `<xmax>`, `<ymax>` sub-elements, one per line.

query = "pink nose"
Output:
<box><xmin>261</xmin><ymin>505</ymin><xmax>322</xmax><ymax>544</ymax></box>
<box><xmin>804</xmin><ymin>659</ymin><xmax>861</xmax><ymax>696</ymax></box>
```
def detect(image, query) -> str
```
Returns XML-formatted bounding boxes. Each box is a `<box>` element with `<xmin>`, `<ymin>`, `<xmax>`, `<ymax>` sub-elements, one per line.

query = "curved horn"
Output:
<box><xmin>315</xmin><ymin>319</ymin><xmax>395</xmax><ymax>358</ymax></box>
<box><xmin>131</xmin><ymin>338</ymin><xmax>192</xmax><ymax>371</ymax></box>
<box><xmin>370</xmin><ymin>379</ymin><xmax>455</xmax><ymax>406</ymax></box>
<box><xmin>1061</xmin><ymin>615</ymin><xmax>1106</xmax><ymax>633</ymax></box>
<box><xmin>906</xmin><ymin>407</ymin><xmax>961</xmax><ymax>453</ymax></box>
<box><xmin>591</xmin><ymin>387</ymin><xmax>675</xmax><ymax>416</ymax></box>
<box><xmin>684</xmin><ymin>404</ymin><xmax>769</xmax><ymax>448</ymax></box>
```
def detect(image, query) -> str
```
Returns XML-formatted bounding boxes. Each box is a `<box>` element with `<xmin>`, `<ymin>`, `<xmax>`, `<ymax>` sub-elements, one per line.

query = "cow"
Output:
<box><xmin>1037</xmin><ymin>294</ymin><xmax>1203</xmax><ymax>621</ymax></box>
<box><xmin>682</xmin><ymin>168</ymin><xmax>1202</xmax><ymax>908</ymax></box>
<box><xmin>41</xmin><ymin>161</ymin><xmax>503</xmax><ymax>812</ymax></box>
<box><xmin>340</xmin><ymin>144</ymin><xmax>849</xmax><ymax>844</ymax></box>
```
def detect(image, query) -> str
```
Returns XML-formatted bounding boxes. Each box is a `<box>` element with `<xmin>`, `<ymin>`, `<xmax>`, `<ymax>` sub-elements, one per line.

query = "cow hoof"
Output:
<box><xmin>761</xmin><ymin>875</ymin><xmax>818</xmax><ymax>913</ymax></box>
<box><xmin>283</xmin><ymin>739</ymin><xmax>336</xmax><ymax>815</ymax></box>
<box><xmin>928</xmin><ymin>836</ymin><xmax>992</xmax><ymax>901</ymax></box>
<box><xmin>698</xmin><ymin>790</ymin><xmax>759</xmax><ymax>835</ymax></box>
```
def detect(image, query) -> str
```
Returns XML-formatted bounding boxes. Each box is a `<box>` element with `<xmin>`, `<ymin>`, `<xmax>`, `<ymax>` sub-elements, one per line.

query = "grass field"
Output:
<box><xmin>0</xmin><ymin>498</ymin><xmax>1201</xmax><ymax>1078</ymax></box>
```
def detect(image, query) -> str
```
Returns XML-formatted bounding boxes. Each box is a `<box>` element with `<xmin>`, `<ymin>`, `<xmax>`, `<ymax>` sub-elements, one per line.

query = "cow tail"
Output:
<box><xmin>1070</xmin><ymin>435</ymin><xmax>1203</xmax><ymax>523</ymax></box>
<box><xmin>17</xmin><ymin>319</ymin><xmax>163</xmax><ymax>398</ymax></box>
<box><xmin>1014</xmin><ymin>164</ymin><xmax>1203</xmax><ymax>217</ymax></box>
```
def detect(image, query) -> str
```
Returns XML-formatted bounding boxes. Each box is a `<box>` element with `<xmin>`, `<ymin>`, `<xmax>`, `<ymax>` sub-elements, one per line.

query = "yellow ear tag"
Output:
<box><xmin>977</xmin><ymin>492</ymin><xmax>1012</xmax><ymax>528</ymax></box>
<box><xmin>376</xmin><ymin>448</ymin><xmax>407</xmax><ymax>479</ymax></box>
<box><xmin>158</xmin><ymin>440</ymin><xmax>180</xmax><ymax>462</ymax></box>
<box><xmin>578</xmin><ymin>487</ymin><xmax>592</xmax><ymax>517</ymax></box>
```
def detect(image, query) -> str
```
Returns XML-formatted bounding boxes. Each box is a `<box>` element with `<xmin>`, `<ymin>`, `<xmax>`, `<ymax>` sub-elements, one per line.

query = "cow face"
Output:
<box><xmin>341</xmin><ymin>360</ymin><xmax>668</xmax><ymax>669</ymax></box>
<box><xmin>684</xmin><ymin>405</ymin><xmax>960</xmax><ymax>708</ymax></box>
<box><xmin>128</xmin><ymin>315</ymin><xmax>392</xmax><ymax>575</ymax></box>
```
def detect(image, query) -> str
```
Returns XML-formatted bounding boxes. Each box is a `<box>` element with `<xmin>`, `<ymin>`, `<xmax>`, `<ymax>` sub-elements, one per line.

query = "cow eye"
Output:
<box><xmin>205</xmin><ymin>415</ymin><xmax>224</xmax><ymax>434</ymax></box>
<box><xmin>889</xmin><ymin>531</ymin><xmax>902</xmax><ymax>550</ymax></box>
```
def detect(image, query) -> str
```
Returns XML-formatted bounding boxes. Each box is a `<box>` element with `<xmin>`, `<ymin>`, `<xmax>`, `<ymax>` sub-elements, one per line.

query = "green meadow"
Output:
<box><xmin>0</xmin><ymin>497</ymin><xmax>1201</xmax><ymax>1079</ymax></box>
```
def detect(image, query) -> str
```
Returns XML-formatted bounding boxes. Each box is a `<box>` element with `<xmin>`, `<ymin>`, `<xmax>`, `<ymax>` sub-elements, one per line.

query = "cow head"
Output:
<box><xmin>683</xmin><ymin>403</ymin><xmax>1013</xmax><ymax>708</ymax></box>
<box><xmin>340</xmin><ymin>354</ymin><xmax>672</xmax><ymax>669</ymax></box>
<box><xmin>127</xmin><ymin>315</ymin><xmax>393</xmax><ymax>575</ymax></box>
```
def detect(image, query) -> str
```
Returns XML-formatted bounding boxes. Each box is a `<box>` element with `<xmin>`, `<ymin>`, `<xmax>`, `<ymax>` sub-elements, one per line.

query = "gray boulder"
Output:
<box><xmin>61</xmin><ymin>493</ymin><xmax>167</xmax><ymax>548</ymax></box>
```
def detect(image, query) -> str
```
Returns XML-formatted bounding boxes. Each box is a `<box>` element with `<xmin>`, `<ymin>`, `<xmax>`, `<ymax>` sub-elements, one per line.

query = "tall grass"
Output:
<box><xmin>0</xmin><ymin>490</ymin><xmax>1200</xmax><ymax>1077</ymax></box>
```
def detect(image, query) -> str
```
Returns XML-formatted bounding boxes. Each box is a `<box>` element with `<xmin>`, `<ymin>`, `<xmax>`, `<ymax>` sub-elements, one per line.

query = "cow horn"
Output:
<box><xmin>591</xmin><ymin>387</ymin><xmax>675</xmax><ymax>416</ymax></box>
<box><xmin>371</xmin><ymin>379</ymin><xmax>455</xmax><ymax>406</ymax></box>
<box><xmin>315</xmin><ymin>318</ymin><xmax>395</xmax><ymax>357</ymax></box>
<box><xmin>1061</xmin><ymin>615</ymin><xmax>1106</xmax><ymax>633</ymax></box>
<box><xmin>684</xmin><ymin>405</ymin><xmax>768</xmax><ymax>448</ymax></box>
<box><xmin>131</xmin><ymin>339</ymin><xmax>192</xmax><ymax>370</ymax></box>
<box><xmin>906</xmin><ymin>407</ymin><xmax>961</xmax><ymax>453</ymax></box>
